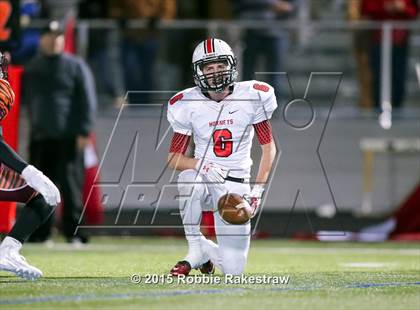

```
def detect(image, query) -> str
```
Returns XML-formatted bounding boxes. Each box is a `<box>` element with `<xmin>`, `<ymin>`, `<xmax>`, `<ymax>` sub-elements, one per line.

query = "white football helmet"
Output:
<box><xmin>192</xmin><ymin>38</ymin><xmax>238</xmax><ymax>92</ymax></box>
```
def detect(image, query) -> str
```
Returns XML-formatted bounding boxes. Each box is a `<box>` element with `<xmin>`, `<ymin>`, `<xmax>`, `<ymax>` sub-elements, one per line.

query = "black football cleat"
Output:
<box><xmin>170</xmin><ymin>260</ymin><xmax>191</xmax><ymax>276</ymax></box>
<box><xmin>199</xmin><ymin>260</ymin><xmax>215</xmax><ymax>274</ymax></box>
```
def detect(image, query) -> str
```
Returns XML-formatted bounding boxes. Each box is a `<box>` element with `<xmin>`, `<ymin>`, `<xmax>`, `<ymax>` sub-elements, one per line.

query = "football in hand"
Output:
<box><xmin>218</xmin><ymin>193</ymin><xmax>252</xmax><ymax>225</ymax></box>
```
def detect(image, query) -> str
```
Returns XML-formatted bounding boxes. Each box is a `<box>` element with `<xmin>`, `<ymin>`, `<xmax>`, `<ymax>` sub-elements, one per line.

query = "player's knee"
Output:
<box><xmin>221</xmin><ymin>249</ymin><xmax>247</xmax><ymax>275</ymax></box>
<box><xmin>222</xmin><ymin>261</ymin><xmax>246</xmax><ymax>275</ymax></box>
<box><xmin>28</xmin><ymin>194</ymin><xmax>56</xmax><ymax>221</ymax></box>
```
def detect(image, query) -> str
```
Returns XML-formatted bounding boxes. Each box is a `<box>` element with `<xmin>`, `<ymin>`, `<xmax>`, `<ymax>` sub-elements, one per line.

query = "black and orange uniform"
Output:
<box><xmin>0</xmin><ymin>126</ymin><xmax>36</xmax><ymax>203</ymax></box>
<box><xmin>0</xmin><ymin>76</ymin><xmax>55</xmax><ymax>243</ymax></box>
<box><xmin>0</xmin><ymin>77</ymin><xmax>34</xmax><ymax>202</ymax></box>
<box><xmin>0</xmin><ymin>125</ymin><xmax>55</xmax><ymax>243</ymax></box>
<box><xmin>0</xmin><ymin>128</ymin><xmax>55</xmax><ymax>244</ymax></box>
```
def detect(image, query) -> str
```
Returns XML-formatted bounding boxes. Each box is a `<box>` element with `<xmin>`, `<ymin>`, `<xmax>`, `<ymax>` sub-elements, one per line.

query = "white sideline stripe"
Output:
<box><xmin>257</xmin><ymin>247</ymin><xmax>420</xmax><ymax>256</ymax></box>
<box><xmin>24</xmin><ymin>243</ymin><xmax>420</xmax><ymax>256</ymax></box>
<box><xmin>0</xmin><ymin>288</ymin><xmax>246</xmax><ymax>305</ymax></box>
<box><xmin>1</xmin><ymin>282</ymin><xmax>420</xmax><ymax>305</ymax></box>
<box><xmin>340</xmin><ymin>262</ymin><xmax>392</xmax><ymax>268</ymax></box>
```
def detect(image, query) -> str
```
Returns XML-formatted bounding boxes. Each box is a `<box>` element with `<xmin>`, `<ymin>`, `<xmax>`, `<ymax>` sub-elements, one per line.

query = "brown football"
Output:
<box><xmin>218</xmin><ymin>193</ymin><xmax>252</xmax><ymax>225</ymax></box>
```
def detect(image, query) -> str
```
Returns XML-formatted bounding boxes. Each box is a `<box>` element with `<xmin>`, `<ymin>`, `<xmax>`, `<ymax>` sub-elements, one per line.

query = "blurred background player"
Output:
<box><xmin>108</xmin><ymin>0</ymin><xmax>176</xmax><ymax>104</ymax></box>
<box><xmin>234</xmin><ymin>0</ymin><xmax>294</xmax><ymax>94</ymax></box>
<box><xmin>361</xmin><ymin>0</ymin><xmax>418</xmax><ymax>111</ymax></box>
<box><xmin>0</xmin><ymin>52</ymin><xmax>61</xmax><ymax>280</ymax></box>
<box><xmin>167</xmin><ymin>39</ymin><xmax>277</xmax><ymax>275</ymax></box>
<box><xmin>22</xmin><ymin>20</ymin><xmax>97</xmax><ymax>244</ymax></box>
<box><xmin>347</xmin><ymin>0</ymin><xmax>374</xmax><ymax>111</ymax></box>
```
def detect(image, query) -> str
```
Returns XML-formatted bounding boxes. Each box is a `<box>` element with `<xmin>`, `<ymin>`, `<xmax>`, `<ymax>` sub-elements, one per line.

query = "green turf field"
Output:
<box><xmin>0</xmin><ymin>237</ymin><xmax>419</xmax><ymax>309</ymax></box>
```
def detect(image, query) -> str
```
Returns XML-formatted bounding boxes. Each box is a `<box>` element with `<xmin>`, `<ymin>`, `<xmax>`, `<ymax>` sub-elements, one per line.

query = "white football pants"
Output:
<box><xmin>177</xmin><ymin>169</ymin><xmax>251</xmax><ymax>275</ymax></box>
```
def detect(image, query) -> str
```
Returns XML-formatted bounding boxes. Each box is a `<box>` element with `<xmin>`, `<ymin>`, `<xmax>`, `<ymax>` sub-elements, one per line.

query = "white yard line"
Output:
<box><xmin>24</xmin><ymin>243</ymin><xmax>420</xmax><ymax>256</ymax></box>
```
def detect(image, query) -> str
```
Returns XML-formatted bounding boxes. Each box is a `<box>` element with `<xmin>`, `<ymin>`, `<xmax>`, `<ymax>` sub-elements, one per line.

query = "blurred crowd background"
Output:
<box><xmin>7</xmin><ymin>0</ymin><xmax>420</xmax><ymax>110</ymax></box>
<box><xmin>1</xmin><ymin>0</ymin><xmax>419</xmax><ymax>240</ymax></box>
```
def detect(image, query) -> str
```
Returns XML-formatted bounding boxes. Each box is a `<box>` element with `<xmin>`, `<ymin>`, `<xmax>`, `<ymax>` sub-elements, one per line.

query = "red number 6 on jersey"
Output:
<box><xmin>212</xmin><ymin>128</ymin><xmax>233</xmax><ymax>157</ymax></box>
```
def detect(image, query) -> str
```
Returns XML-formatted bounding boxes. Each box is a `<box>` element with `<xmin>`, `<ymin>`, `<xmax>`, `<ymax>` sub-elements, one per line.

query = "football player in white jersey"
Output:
<box><xmin>167</xmin><ymin>38</ymin><xmax>277</xmax><ymax>276</ymax></box>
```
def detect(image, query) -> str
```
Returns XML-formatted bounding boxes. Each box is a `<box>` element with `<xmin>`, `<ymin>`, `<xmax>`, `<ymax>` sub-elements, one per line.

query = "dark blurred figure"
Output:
<box><xmin>348</xmin><ymin>0</ymin><xmax>374</xmax><ymax>110</ymax></box>
<box><xmin>9</xmin><ymin>0</ymin><xmax>42</xmax><ymax>65</ymax></box>
<box><xmin>39</xmin><ymin>0</ymin><xmax>79</xmax><ymax>20</ymax></box>
<box><xmin>165</xmin><ymin>1</ymin><xmax>216</xmax><ymax>88</ymax></box>
<box><xmin>79</xmin><ymin>0</ymin><xmax>125</xmax><ymax>107</ymax></box>
<box><xmin>109</xmin><ymin>0</ymin><xmax>176</xmax><ymax>103</ymax></box>
<box><xmin>361</xmin><ymin>0</ymin><xmax>418</xmax><ymax>110</ymax></box>
<box><xmin>22</xmin><ymin>21</ymin><xmax>97</xmax><ymax>244</ymax></box>
<box><xmin>234</xmin><ymin>0</ymin><xmax>294</xmax><ymax>93</ymax></box>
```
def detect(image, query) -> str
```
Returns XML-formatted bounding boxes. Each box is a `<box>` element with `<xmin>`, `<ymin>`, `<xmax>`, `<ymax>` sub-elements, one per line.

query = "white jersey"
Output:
<box><xmin>167</xmin><ymin>80</ymin><xmax>277</xmax><ymax>178</ymax></box>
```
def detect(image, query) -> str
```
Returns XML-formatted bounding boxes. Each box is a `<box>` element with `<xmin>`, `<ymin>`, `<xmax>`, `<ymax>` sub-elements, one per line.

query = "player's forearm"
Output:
<box><xmin>167</xmin><ymin>153</ymin><xmax>198</xmax><ymax>171</ymax></box>
<box><xmin>0</xmin><ymin>137</ymin><xmax>28</xmax><ymax>173</ymax></box>
<box><xmin>255</xmin><ymin>141</ymin><xmax>276</xmax><ymax>184</ymax></box>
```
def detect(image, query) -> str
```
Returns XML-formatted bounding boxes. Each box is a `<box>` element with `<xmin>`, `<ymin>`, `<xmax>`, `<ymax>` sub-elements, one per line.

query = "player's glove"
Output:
<box><xmin>21</xmin><ymin>165</ymin><xmax>61</xmax><ymax>206</ymax></box>
<box><xmin>195</xmin><ymin>160</ymin><xmax>228</xmax><ymax>183</ymax></box>
<box><xmin>243</xmin><ymin>185</ymin><xmax>265</xmax><ymax>218</ymax></box>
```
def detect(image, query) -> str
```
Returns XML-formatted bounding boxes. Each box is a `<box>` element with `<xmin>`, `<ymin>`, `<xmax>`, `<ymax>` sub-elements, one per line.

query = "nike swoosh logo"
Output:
<box><xmin>229</xmin><ymin>110</ymin><xmax>239</xmax><ymax>114</ymax></box>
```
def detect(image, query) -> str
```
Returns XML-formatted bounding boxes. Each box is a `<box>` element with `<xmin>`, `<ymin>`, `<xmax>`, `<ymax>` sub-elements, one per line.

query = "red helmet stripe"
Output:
<box><xmin>205</xmin><ymin>38</ymin><xmax>213</xmax><ymax>54</ymax></box>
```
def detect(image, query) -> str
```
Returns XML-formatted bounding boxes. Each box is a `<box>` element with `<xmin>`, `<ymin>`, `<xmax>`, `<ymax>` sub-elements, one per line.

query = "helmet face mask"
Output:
<box><xmin>192</xmin><ymin>39</ymin><xmax>238</xmax><ymax>92</ymax></box>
